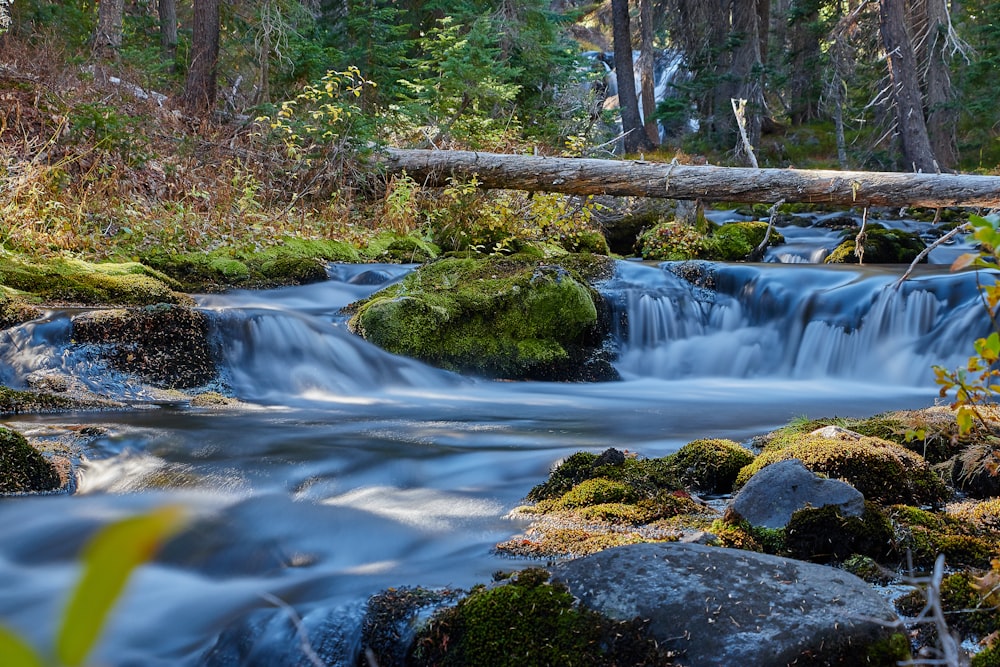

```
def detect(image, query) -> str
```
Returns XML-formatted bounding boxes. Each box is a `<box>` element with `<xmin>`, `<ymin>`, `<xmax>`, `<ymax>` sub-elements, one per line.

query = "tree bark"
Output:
<box><xmin>612</xmin><ymin>0</ymin><xmax>653</xmax><ymax>153</ymax></box>
<box><xmin>879</xmin><ymin>0</ymin><xmax>938</xmax><ymax>172</ymax></box>
<box><xmin>920</xmin><ymin>0</ymin><xmax>959</xmax><ymax>168</ymax></box>
<box><xmin>183</xmin><ymin>0</ymin><xmax>221</xmax><ymax>116</ymax></box>
<box><xmin>158</xmin><ymin>0</ymin><xmax>178</xmax><ymax>64</ymax></box>
<box><xmin>93</xmin><ymin>0</ymin><xmax>125</xmax><ymax>58</ymax></box>
<box><xmin>638</xmin><ymin>0</ymin><xmax>660</xmax><ymax>145</ymax></box>
<box><xmin>382</xmin><ymin>148</ymin><xmax>1000</xmax><ymax>208</ymax></box>
<box><xmin>787</xmin><ymin>0</ymin><xmax>823</xmax><ymax>124</ymax></box>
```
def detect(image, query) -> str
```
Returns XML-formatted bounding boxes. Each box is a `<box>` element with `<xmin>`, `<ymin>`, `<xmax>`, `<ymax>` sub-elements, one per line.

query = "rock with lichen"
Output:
<box><xmin>71</xmin><ymin>303</ymin><xmax>217</xmax><ymax>388</ymax></box>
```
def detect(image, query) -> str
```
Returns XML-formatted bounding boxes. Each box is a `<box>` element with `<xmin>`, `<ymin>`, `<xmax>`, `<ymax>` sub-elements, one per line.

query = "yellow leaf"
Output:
<box><xmin>950</xmin><ymin>253</ymin><xmax>978</xmax><ymax>272</ymax></box>
<box><xmin>0</xmin><ymin>626</ymin><xmax>44</xmax><ymax>667</ymax></box>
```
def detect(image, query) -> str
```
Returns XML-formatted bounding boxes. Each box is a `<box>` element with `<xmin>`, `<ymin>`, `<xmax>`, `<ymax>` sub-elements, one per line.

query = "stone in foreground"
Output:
<box><xmin>550</xmin><ymin>542</ymin><xmax>908</xmax><ymax>667</ymax></box>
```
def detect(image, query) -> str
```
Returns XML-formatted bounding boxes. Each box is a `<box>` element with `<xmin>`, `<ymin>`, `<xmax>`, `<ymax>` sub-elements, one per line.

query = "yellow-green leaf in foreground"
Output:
<box><xmin>0</xmin><ymin>625</ymin><xmax>45</xmax><ymax>667</ymax></box>
<box><xmin>56</xmin><ymin>505</ymin><xmax>187</xmax><ymax>667</ymax></box>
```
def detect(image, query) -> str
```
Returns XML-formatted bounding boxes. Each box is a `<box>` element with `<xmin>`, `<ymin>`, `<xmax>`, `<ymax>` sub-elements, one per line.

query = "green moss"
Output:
<box><xmin>0</xmin><ymin>385</ymin><xmax>115</xmax><ymax>414</ymax></box>
<box><xmin>825</xmin><ymin>227</ymin><xmax>926</xmax><ymax>264</ymax></box>
<box><xmin>897</xmin><ymin>572</ymin><xmax>1000</xmax><ymax>638</ymax></box>
<box><xmin>556</xmin><ymin>478</ymin><xmax>637</xmax><ymax>508</ymax></box>
<box><xmin>526</xmin><ymin>449</ymin><xmax>682</xmax><ymax>503</ymax></box>
<box><xmin>0</xmin><ymin>255</ymin><xmax>188</xmax><ymax>305</ymax></box>
<box><xmin>0</xmin><ymin>426</ymin><xmax>61</xmax><ymax>493</ymax></box>
<box><xmin>973</xmin><ymin>643</ymin><xmax>1000</xmax><ymax>667</ymax></box>
<box><xmin>842</xmin><ymin>554</ymin><xmax>893</xmax><ymax>585</ymax></box>
<box><xmin>784</xmin><ymin>502</ymin><xmax>896</xmax><ymax>563</ymax></box>
<box><xmin>362</xmin><ymin>232</ymin><xmax>441</xmax><ymax>263</ymax></box>
<box><xmin>707</xmin><ymin>221</ymin><xmax>785</xmax><ymax>261</ymax></box>
<box><xmin>889</xmin><ymin>505</ymin><xmax>995</xmax><ymax>568</ymax></box>
<box><xmin>859</xmin><ymin>633</ymin><xmax>912</xmax><ymax>666</ymax></box>
<box><xmin>0</xmin><ymin>289</ymin><xmax>40</xmax><ymax>329</ymax></box>
<box><xmin>637</xmin><ymin>221</ymin><xmax>708</xmax><ymax>260</ymax></box>
<box><xmin>736</xmin><ymin>434</ymin><xmax>949</xmax><ymax>506</ymax></box>
<box><xmin>409</xmin><ymin>568</ymin><xmax>667</xmax><ymax>667</ymax></box>
<box><xmin>350</xmin><ymin>256</ymin><xmax>608</xmax><ymax>380</ymax></box>
<box><xmin>665</xmin><ymin>438</ymin><xmax>754</xmax><ymax>494</ymax></box>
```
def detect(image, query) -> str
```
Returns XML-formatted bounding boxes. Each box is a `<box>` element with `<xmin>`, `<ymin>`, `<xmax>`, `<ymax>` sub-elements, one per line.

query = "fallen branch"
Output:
<box><xmin>894</xmin><ymin>222</ymin><xmax>970</xmax><ymax>288</ymax></box>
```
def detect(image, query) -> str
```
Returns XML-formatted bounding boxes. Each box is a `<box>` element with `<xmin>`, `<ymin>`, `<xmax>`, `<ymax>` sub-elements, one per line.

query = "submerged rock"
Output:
<box><xmin>72</xmin><ymin>303</ymin><xmax>217</xmax><ymax>388</ymax></box>
<box><xmin>728</xmin><ymin>458</ymin><xmax>865</xmax><ymax>529</ymax></box>
<box><xmin>348</xmin><ymin>255</ymin><xmax>617</xmax><ymax>381</ymax></box>
<box><xmin>550</xmin><ymin>542</ymin><xmax>910</xmax><ymax>667</ymax></box>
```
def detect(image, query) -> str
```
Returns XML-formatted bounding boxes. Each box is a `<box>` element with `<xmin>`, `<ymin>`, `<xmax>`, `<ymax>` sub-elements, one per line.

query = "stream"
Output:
<box><xmin>0</xmin><ymin>213</ymin><xmax>991</xmax><ymax>665</ymax></box>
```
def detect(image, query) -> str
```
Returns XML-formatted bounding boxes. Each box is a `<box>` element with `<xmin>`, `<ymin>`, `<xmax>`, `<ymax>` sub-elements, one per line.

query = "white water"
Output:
<box><xmin>0</xmin><ymin>221</ymin><xmax>990</xmax><ymax>665</ymax></box>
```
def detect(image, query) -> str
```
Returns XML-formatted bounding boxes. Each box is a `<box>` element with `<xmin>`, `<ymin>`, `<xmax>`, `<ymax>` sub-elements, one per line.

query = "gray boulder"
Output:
<box><xmin>551</xmin><ymin>542</ymin><xmax>908</xmax><ymax>667</ymax></box>
<box><xmin>729</xmin><ymin>458</ymin><xmax>865</xmax><ymax>529</ymax></box>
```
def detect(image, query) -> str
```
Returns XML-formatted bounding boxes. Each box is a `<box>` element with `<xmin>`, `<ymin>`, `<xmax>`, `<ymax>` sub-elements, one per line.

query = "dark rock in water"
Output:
<box><xmin>200</xmin><ymin>604</ymin><xmax>360</xmax><ymax>667</ymax></box>
<box><xmin>550</xmin><ymin>542</ymin><xmax>910</xmax><ymax>667</ymax></box>
<box><xmin>0</xmin><ymin>425</ymin><xmax>61</xmax><ymax>494</ymax></box>
<box><xmin>72</xmin><ymin>303</ymin><xmax>217</xmax><ymax>388</ymax></box>
<box><xmin>358</xmin><ymin>587</ymin><xmax>462</xmax><ymax>667</ymax></box>
<box><xmin>825</xmin><ymin>226</ymin><xmax>927</xmax><ymax>264</ymax></box>
<box><xmin>728</xmin><ymin>458</ymin><xmax>865</xmax><ymax>529</ymax></box>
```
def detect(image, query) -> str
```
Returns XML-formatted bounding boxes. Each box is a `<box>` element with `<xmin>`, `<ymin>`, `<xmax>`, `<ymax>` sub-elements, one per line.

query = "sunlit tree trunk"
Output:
<box><xmin>879</xmin><ymin>0</ymin><xmax>938</xmax><ymax>171</ymax></box>
<box><xmin>183</xmin><ymin>0</ymin><xmax>221</xmax><ymax>116</ymax></box>
<box><xmin>612</xmin><ymin>0</ymin><xmax>653</xmax><ymax>153</ymax></box>
<box><xmin>93</xmin><ymin>0</ymin><xmax>125</xmax><ymax>57</ymax></box>
<box><xmin>638</xmin><ymin>0</ymin><xmax>660</xmax><ymax>145</ymax></box>
<box><xmin>158</xmin><ymin>0</ymin><xmax>178</xmax><ymax>64</ymax></box>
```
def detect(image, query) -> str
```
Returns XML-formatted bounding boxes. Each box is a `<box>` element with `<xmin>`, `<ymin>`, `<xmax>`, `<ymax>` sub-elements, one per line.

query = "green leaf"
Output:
<box><xmin>0</xmin><ymin>626</ymin><xmax>44</xmax><ymax>667</ymax></box>
<box><xmin>56</xmin><ymin>506</ymin><xmax>187</xmax><ymax>667</ymax></box>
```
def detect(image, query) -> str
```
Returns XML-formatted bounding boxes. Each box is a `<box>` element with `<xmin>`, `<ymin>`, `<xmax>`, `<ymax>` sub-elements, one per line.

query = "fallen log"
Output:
<box><xmin>382</xmin><ymin>148</ymin><xmax>1000</xmax><ymax>208</ymax></box>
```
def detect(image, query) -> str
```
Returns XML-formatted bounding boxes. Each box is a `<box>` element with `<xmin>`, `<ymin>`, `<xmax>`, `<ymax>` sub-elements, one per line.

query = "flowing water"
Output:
<box><xmin>0</xmin><ymin>214</ymin><xmax>990</xmax><ymax>665</ymax></box>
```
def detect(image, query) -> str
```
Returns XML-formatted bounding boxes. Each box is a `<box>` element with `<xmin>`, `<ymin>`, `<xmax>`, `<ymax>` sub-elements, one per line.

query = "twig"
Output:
<box><xmin>894</xmin><ymin>222</ymin><xmax>970</xmax><ymax>288</ymax></box>
<box><xmin>897</xmin><ymin>554</ymin><xmax>963</xmax><ymax>667</ymax></box>
<box><xmin>855</xmin><ymin>207</ymin><xmax>869</xmax><ymax>265</ymax></box>
<box><xmin>259</xmin><ymin>592</ymin><xmax>327</xmax><ymax>667</ymax></box>
<box><xmin>750</xmin><ymin>198</ymin><xmax>785</xmax><ymax>261</ymax></box>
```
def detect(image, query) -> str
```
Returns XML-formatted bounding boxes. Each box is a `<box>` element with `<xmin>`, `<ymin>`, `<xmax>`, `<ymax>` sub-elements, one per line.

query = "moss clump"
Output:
<box><xmin>784</xmin><ymin>502</ymin><xmax>896</xmax><ymax>563</ymax></box>
<box><xmin>948</xmin><ymin>498</ymin><xmax>1000</xmax><ymax>531</ymax></box>
<box><xmin>825</xmin><ymin>227</ymin><xmax>926</xmax><ymax>264</ymax></box>
<box><xmin>409</xmin><ymin>568</ymin><xmax>668</xmax><ymax>667</ymax></box>
<box><xmin>842</xmin><ymin>554</ymin><xmax>894</xmax><ymax>585</ymax></box>
<box><xmin>555</xmin><ymin>478</ymin><xmax>637</xmax><ymax>508</ymax></box>
<box><xmin>0</xmin><ymin>426</ymin><xmax>60</xmax><ymax>493</ymax></box>
<box><xmin>896</xmin><ymin>571</ymin><xmax>1000</xmax><ymax>638</ymax></box>
<box><xmin>664</xmin><ymin>438</ymin><xmax>755</xmax><ymax>494</ymax></box>
<box><xmin>494</xmin><ymin>527</ymin><xmax>650</xmax><ymax>558</ymax></box>
<box><xmin>637</xmin><ymin>221</ymin><xmax>708</xmax><ymax>260</ymax></box>
<box><xmin>526</xmin><ymin>449</ymin><xmax>681</xmax><ymax>502</ymax></box>
<box><xmin>735</xmin><ymin>434</ymin><xmax>949</xmax><ymax>506</ymax></box>
<box><xmin>888</xmin><ymin>505</ymin><xmax>995</xmax><ymax>568</ymax></box>
<box><xmin>0</xmin><ymin>289</ymin><xmax>41</xmax><ymax>329</ymax></box>
<box><xmin>0</xmin><ymin>255</ymin><xmax>188</xmax><ymax>305</ymax></box>
<box><xmin>0</xmin><ymin>385</ymin><xmax>118</xmax><ymax>414</ymax></box>
<box><xmin>707</xmin><ymin>221</ymin><xmax>785</xmax><ymax>261</ymax></box>
<box><xmin>349</xmin><ymin>255</ymin><xmax>612</xmax><ymax>381</ymax></box>
<box><xmin>362</xmin><ymin>232</ymin><xmax>441</xmax><ymax>263</ymax></box>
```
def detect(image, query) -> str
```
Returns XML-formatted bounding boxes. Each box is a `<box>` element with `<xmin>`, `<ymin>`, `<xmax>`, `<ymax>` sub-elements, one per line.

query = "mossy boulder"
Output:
<box><xmin>888</xmin><ymin>505</ymin><xmax>996</xmax><ymax>568</ymax></box>
<box><xmin>142</xmin><ymin>237</ymin><xmax>359</xmax><ymax>291</ymax></box>
<box><xmin>637</xmin><ymin>221</ymin><xmax>708</xmax><ymax>260</ymax></box>
<box><xmin>409</xmin><ymin>568</ymin><xmax>667</xmax><ymax>667</ymax></box>
<box><xmin>526</xmin><ymin>449</ymin><xmax>681</xmax><ymax>502</ymax></box>
<box><xmin>349</xmin><ymin>255</ymin><xmax>616</xmax><ymax>381</ymax></box>
<box><xmin>361</xmin><ymin>232</ymin><xmax>440</xmax><ymax>263</ymax></box>
<box><xmin>735</xmin><ymin>433</ymin><xmax>950</xmax><ymax>506</ymax></box>
<box><xmin>0</xmin><ymin>426</ymin><xmax>60</xmax><ymax>493</ymax></box>
<box><xmin>72</xmin><ymin>304</ymin><xmax>217</xmax><ymax>388</ymax></box>
<box><xmin>784</xmin><ymin>501</ymin><xmax>896</xmax><ymax>563</ymax></box>
<box><xmin>664</xmin><ymin>438</ymin><xmax>755</xmax><ymax>494</ymax></box>
<box><xmin>708</xmin><ymin>221</ymin><xmax>785</xmax><ymax>261</ymax></box>
<box><xmin>0</xmin><ymin>288</ymin><xmax>40</xmax><ymax>329</ymax></box>
<box><xmin>0</xmin><ymin>255</ymin><xmax>188</xmax><ymax>305</ymax></box>
<box><xmin>825</xmin><ymin>227</ymin><xmax>926</xmax><ymax>264</ymax></box>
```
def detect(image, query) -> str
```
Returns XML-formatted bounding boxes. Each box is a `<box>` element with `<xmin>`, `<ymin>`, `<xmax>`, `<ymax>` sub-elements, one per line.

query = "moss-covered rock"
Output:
<box><xmin>888</xmin><ymin>505</ymin><xmax>996</xmax><ymax>568</ymax></box>
<box><xmin>0</xmin><ymin>288</ymin><xmax>40</xmax><ymax>329</ymax></box>
<box><xmin>896</xmin><ymin>570</ymin><xmax>1000</xmax><ymax>639</ymax></box>
<box><xmin>735</xmin><ymin>433</ymin><xmax>950</xmax><ymax>506</ymax></box>
<box><xmin>0</xmin><ymin>426</ymin><xmax>60</xmax><ymax>493</ymax></box>
<box><xmin>664</xmin><ymin>438</ymin><xmax>755</xmax><ymax>495</ymax></box>
<box><xmin>0</xmin><ymin>255</ymin><xmax>188</xmax><ymax>305</ymax></box>
<box><xmin>409</xmin><ymin>568</ymin><xmax>668</xmax><ymax>667</ymax></box>
<box><xmin>142</xmin><ymin>236</ymin><xmax>360</xmax><ymax>291</ymax></box>
<box><xmin>825</xmin><ymin>227</ymin><xmax>927</xmax><ymax>264</ymax></box>
<box><xmin>784</xmin><ymin>501</ymin><xmax>896</xmax><ymax>563</ymax></box>
<box><xmin>554</xmin><ymin>477</ymin><xmax>637</xmax><ymax>508</ymax></box>
<box><xmin>0</xmin><ymin>385</ymin><xmax>121</xmax><ymax>414</ymax></box>
<box><xmin>526</xmin><ymin>449</ymin><xmax>681</xmax><ymax>502</ymax></box>
<box><xmin>349</xmin><ymin>255</ymin><xmax>616</xmax><ymax>381</ymax></box>
<box><xmin>637</xmin><ymin>221</ymin><xmax>709</xmax><ymax>260</ymax></box>
<box><xmin>361</xmin><ymin>232</ymin><xmax>440</xmax><ymax>263</ymax></box>
<box><xmin>72</xmin><ymin>304</ymin><xmax>216</xmax><ymax>388</ymax></box>
<box><xmin>708</xmin><ymin>221</ymin><xmax>785</xmax><ymax>261</ymax></box>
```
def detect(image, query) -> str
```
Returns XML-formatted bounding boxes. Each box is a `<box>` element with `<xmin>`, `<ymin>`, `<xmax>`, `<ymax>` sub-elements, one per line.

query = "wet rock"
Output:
<box><xmin>359</xmin><ymin>587</ymin><xmax>462</xmax><ymax>666</ymax></box>
<box><xmin>550</xmin><ymin>542</ymin><xmax>910</xmax><ymax>667</ymax></box>
<box><xmin>825</xmin><ymin>226</ymin><xmax>927</xmax><ymax>264</ymax></box>
<box><xmin>0</xmin><ymin>425</ymin><xmax>61</xmax><ymax>494</ymax></box>
<box><xmin>728</xmin><ymin>458</ymin><xmax>865</xmax><ymax>529</ymax></box>
<box><xmin>72</xmin><ymin>303</ymin><xmax>217</xmax><ymax>389</ymax></box>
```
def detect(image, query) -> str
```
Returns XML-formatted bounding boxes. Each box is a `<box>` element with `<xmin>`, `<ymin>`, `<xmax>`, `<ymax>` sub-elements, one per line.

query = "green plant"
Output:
<box><xmin>0</xmin><ymin>506</ymin><xmax>187</xmax><ymax>667</ymax></box>
<box><xmin>934</xmin><ymin>213</ymin><xmax>1000</xmax><ymax>434</ymax></box>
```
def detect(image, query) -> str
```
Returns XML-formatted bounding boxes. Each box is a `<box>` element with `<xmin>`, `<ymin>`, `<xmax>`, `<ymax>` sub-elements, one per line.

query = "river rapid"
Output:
<box><xmin>0</xmin><ymin>214</ymin><xmax>990</xmax><ymax>665</ymax></box>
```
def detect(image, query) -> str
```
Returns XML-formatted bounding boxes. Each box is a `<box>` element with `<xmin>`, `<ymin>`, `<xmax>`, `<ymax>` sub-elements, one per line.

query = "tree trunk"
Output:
<box><xmin>183</xmin><ymin>0</ymin><xmax>221</xmax><ymax>117</ymax></box>
<box><xmin>921</xmin><ymin>0</ymin><xmax>959</xmax><ymax>168</ymax></box>
<box><xmin>787</xmin><ymin>0</ymin><xmax>823</xmax><ymax>124</ymax></box>
<box><xmin>722</xmin><ymin>0</ymin><xmax>764</xmax><ymax>157</ymax></box>
<box><xmin>638</xmin><ymin>0</ymin><xmax>660</xmax><ymax>145</ymax></box>
<box><xmin>158</xmin><ymin>0</ymin><xmax>178</xmax><ymax>64</ymax></box>
<box><xmin>879</xmin><ymin>0</ymin><xmax>938</xmax><ymax>172</ymax></box>
<box><xmin>93</xmin><ymin>0</ymin><xmax>125</xmax><ymax>58</ymax></box>
<box><xmin>612</xmin><ymin>0</ymin><xmax>653</xmax><ymax>153</ymax></box>
<box><xmin>382</xmin><ymin>148</ymin><xmax>1000</xmax><ymax>208</ymax></box>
